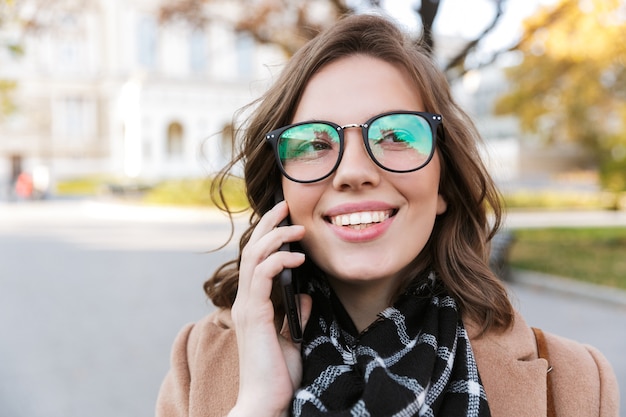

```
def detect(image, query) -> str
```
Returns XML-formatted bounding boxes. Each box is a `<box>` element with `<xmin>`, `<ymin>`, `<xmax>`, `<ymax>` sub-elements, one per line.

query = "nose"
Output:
<box><xmin>331</xmin><ymin>128</ymin><xmax>381</xmax><ymax>191</ymax></box>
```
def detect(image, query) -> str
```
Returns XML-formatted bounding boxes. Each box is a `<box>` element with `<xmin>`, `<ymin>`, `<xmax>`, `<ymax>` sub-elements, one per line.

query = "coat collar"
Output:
<box><xmin>467</xmin><ymin>312</ymin><xmax>550</xmax><ymax>416</ymax></box>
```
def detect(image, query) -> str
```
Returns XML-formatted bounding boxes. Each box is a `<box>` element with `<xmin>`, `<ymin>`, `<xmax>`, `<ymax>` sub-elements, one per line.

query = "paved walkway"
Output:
<box><xmin>503</xmin><ymin>209</ymin><xmax>626</xmax><ymax>228</ymax></box>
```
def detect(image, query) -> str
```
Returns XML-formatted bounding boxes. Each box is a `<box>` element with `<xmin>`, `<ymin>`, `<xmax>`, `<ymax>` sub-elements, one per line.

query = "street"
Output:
<box><xmin>0</xmin><ymin>200</ymin><xmax>624</xmax><ymax>416</ymax></box>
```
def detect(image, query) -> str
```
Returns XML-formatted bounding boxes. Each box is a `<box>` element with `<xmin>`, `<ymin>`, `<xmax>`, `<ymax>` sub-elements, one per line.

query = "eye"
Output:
<box><xmin>311</xmin><ymin>130</ymin><xmax>335</xmax><ymax>148</ymax></box>
<box><xmin>294</xmin><ymin>137</ymin><xmax>331</xmax><ymax>153</ymax></box>
<box><xmin>279</xmin><ymin>126</ymin><xmax>337</xmax><ymax>160</ymax></box>
<box><xmin>374</xmin><ymin>129</ymin><xmax>413</xmax><ymax>146</ymax></box>
<box><xmin>380</xmin><ymin>129</ymin><xmax>411</xmax><ymax>143</ymax></box>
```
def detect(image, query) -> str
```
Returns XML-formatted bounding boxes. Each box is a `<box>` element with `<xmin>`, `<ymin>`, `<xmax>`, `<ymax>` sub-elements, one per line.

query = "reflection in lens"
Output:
<box><xmin>368</xmin><ymin>114</ymin><xmax>433</xmax><ymax>171</ymax></box>
<box><xmin>278</xmin><ymin>123</ymin><xmax>340</xmax><ymax>182</ymax></box>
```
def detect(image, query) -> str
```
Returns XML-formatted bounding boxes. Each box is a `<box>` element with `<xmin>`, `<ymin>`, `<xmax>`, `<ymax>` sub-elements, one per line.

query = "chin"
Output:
<box><xmin>322</xmin><ymin>261</ymin><xmax>403</xmax><ymax>285</ymax></box>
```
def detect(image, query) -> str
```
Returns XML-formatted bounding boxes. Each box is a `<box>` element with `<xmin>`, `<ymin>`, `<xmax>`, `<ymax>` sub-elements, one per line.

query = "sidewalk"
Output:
<box><xmin>504</xmin><ymin>209</ymin><xmax>626</xmax><ymax>229</ymax></box>
<box><xmin>509</xmin><ymin>269</ymin><xmax>626</xmax><ymax>308</ymax></box>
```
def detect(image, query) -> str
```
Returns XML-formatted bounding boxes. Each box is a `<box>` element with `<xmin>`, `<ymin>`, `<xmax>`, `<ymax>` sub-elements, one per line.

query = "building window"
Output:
<box><xmin>58</xmin><ymin>40</ymin><xmax>81</xmax><ymax>72</ymax></box>
<box><xmin>52</xmin><ymin>96</ymin><xmax>96</xmax><ymax>145</ymax></box>
<box><xmin>55</xmin><ymin>13</ymin><xmax>84</xmax><ymax>73</ymax></box>
<box><xmin>65</xmin><ymin>97</ymin><xmax>83</xmax><ymax>138</ymax></box>
<box><xmin>235</xmin><ymin>33</ymin><xmax>254</xmax><ymax>78</ymax></box>
<box><xmin>137</xmin><ymin>16</ymin><xmax>158</xmax><ymax>69</ymax></box>
<box><xmin>189</xmin><ymin>29</ymin><xmax>206</xmax><ymax>72</ymax></box>
<box><xmin>167</xmin><ymin>121</ymin><xmax>184</xmax><ymax>157</ymax></box>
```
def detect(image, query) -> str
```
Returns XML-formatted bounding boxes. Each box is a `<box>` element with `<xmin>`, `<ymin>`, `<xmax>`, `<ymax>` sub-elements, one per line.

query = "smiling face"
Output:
<box><xmin>283</xmin><ymin>54</ymin><xmax>447</xmax><ymax>302</ymax></box>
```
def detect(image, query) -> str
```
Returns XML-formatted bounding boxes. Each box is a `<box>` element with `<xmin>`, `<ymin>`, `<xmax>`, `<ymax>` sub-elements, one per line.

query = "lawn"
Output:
<box><xmin>509</xmin><ymin>227</ymin><xmax>626</xmax><ymax>290</ymax></box>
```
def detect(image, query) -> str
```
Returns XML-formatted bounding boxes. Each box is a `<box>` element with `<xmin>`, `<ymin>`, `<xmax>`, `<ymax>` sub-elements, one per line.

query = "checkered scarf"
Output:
<box><xmin>292</xmin><ymin>273</ymin><xmax>491</xmax><ymax>417</ymax></box>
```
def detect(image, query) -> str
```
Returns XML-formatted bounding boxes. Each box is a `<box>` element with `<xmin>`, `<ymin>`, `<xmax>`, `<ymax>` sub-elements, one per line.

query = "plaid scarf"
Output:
<box><xmin>292</xmin><ymin>273</ymin><xmax>491</xmax><ymax>417</ymax></box>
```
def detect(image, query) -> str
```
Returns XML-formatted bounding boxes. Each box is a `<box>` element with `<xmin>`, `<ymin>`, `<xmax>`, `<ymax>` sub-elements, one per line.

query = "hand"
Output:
<box><xmin>229</xmin><ymin>200</ymin><xmax>312</xmax><ymax>417</ymax></box>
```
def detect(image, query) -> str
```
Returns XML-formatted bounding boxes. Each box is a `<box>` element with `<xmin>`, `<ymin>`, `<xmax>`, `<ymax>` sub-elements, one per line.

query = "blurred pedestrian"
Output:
<box><xmin>15</xmin><ymin>172</ymin><xmax>33</xmax><ymax>200</ymax></box>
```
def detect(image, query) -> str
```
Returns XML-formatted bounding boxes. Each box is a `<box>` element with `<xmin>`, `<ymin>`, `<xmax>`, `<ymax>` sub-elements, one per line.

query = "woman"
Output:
<box><xmin>156</xmin><ymin>14</ymin><xmax>619</xmax><ymax>417</ymax></box>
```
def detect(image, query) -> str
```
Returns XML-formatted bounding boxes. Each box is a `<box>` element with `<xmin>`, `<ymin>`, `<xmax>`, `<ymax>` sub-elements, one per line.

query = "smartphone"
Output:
<box><xmin>274</xmin><ymin>189</ymin><xmax>303</xmax><ymax>343</ymax></box>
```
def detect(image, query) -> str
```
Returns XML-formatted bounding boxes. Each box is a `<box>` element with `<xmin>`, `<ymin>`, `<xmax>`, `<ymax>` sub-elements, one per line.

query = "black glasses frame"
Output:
<box><xmin>265</xmin><ymin>110</ymin><xmax>443</xmax><ymax>183</ymax></box>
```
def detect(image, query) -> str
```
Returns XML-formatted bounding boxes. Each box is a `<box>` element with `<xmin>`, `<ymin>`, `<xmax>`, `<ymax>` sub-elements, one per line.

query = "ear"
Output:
<box><xmin>436</xmin><ymin>193</ymin><xmax>447</xmax><ymax>215</ymax></box>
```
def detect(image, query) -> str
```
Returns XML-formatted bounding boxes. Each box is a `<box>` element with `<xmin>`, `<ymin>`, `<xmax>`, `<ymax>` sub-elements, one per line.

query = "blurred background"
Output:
<box><xmin>1</xmin><ymin>0</ymin><xmax>625</xmax><ymax>416</ymax></box>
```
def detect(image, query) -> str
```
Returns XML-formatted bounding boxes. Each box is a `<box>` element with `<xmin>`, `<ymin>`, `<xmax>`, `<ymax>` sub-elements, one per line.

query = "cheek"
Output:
<box><xmin>282</xmin><ymin>180</ymin><xmax>321</xmax><ymax>225</ymax></box>
<box><xmin>397</xmin><ymin>155</ymin><xmax>442</xmax><ymax>204</ymax></box>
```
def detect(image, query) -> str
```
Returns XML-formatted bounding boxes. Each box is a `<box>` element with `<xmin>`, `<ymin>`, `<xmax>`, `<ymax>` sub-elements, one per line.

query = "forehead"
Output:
<box><xmin>292</xmin><ymin>55</ymin><xmax>424</xmax><ymax>125</ymax></box>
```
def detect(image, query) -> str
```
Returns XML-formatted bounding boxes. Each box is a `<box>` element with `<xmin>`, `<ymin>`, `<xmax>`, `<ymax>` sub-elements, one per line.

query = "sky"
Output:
<box><xmin>383</xmin><ymin>0</ymin><xmax>559</xmax><ymax>54</ymax></box>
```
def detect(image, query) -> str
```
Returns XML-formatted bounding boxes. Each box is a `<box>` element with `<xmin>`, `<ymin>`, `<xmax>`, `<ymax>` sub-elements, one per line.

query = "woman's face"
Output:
<box><xmin>283</xmin><ymin>54</ymin><xmax>447</xmax><ymax>294</ymax></box>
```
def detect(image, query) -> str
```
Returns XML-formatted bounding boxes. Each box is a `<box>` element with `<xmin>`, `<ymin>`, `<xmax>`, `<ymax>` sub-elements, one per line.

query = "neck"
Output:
<box><xmin>328</xmin><ymin>278</ymin><xmax>396</xmax><ymax>333</ymax></box>
<box><xmin>324</xmin><ymin>262</ymin><xmax>427</xmax><ymax>333</ymax></box>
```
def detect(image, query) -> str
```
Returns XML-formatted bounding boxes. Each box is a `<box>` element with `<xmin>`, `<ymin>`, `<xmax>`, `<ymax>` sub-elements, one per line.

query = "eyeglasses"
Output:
<box><xmin>265</xmin><ymin>111</ymin><xmax>442</xmax><ymax>183</ymax></box>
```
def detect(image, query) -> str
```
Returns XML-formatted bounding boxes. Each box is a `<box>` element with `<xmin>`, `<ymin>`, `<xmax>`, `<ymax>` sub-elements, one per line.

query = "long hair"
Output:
<box><xmin>205</xmin><ymin>13</ymin><xmax>514</xmax><ymax>334</ymax></box>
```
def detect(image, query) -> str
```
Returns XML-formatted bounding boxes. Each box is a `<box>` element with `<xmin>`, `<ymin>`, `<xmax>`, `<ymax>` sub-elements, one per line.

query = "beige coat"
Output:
<box><xmin>156</xmin><ymin>309</ymin><xmax>620</xmax><ymax>417</ymax></box>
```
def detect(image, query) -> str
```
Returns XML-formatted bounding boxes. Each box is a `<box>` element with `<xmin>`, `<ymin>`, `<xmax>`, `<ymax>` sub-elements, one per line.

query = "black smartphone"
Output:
<box><xmin>274</xmin><ymin>189</ymin><xmax>303</xmax><ymax>343</ymax></box>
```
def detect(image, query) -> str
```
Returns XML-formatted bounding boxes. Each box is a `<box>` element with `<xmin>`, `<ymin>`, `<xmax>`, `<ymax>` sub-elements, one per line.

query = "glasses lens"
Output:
<box><xmin>277</xmin><ymin>122</ymin><xmax>340</xmax><ymax>182</ymax></box>
<box><xmin>367</xmin><ymin>113</ymin><xmax>434</xmax><ymax>171</ymax></box>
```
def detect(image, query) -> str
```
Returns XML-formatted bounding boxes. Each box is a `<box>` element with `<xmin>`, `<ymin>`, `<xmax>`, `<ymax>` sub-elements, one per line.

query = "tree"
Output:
<box><xmin>1</xmin><ymin>0</ymin><xmax>56</xmax><ymax>119</ymax></box>
<box><xmin>495</xmin><ymin>0</ymin><xmax>626</xmax><ymax>191</ymax></box>
<box><xmin>0</xmin><ymin>0</ymin><xmax>23</xmax><ymax>119</ymax></box>
<box><xmin>0</xmin><ymin>0</ymin><xmax>95</xmax><ymax>118</ymax></box>
<box><xmin>158</xmin><ymin>0</ymin><xmax>509</xmax><ymax>77</ymax></box>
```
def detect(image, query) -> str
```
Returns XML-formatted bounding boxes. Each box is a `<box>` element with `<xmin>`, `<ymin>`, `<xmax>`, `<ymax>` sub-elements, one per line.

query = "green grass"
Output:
<box><xmin>55</xmin><ymin>176</ymin><xmax>118</xmax><ymax>196</ymax></box>
<box><xmin>142</xmin><ymin>177</ymin><xmax>249</xmax><ymax>209</ymax></box>
<box><xmin>502</xmin><ymin>190</ymin><xmax>626</xmax><ymax>210</ymax></box>
<box><xmin>509</xmin><ymin>227</ymin><xmax>626</xmax><ymax>290</ymax></box>
<box><xmin>55</xmin><ymin>176</ymin><xmax>250</xmax><ymax>210</ymax></box>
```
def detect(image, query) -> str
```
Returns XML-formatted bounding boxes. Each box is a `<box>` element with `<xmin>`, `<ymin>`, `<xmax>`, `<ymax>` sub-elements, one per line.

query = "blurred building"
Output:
<box><xmin>450</xmin><ymin>60</ymin><xmax>595</xmax><ymax>192</ymax></box>
<box><xmin>451</xmin><ymin>64</ymin><xmax>522</xmax><ymax>185</ymax></box>
<box><xmin>1</xmin><ymin>2</ymin><xmax>594</xmax><ymax>198</ymax></box>
<box><xmin>432</xmin><ymin>35</ymin><xmax>524</xmax><ymax>187</ymax></box>
<box><xmin>0</xmin><ymin>0</ymin><xmax>284</xmax><ymax>193</ymax></box>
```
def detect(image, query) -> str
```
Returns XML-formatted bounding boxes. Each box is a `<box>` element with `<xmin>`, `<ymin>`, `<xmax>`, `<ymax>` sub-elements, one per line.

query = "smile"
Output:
<box><xmin>327</xmin><ymin>210</ymin><xmax>395</xmax><ymax>229</ymax></box>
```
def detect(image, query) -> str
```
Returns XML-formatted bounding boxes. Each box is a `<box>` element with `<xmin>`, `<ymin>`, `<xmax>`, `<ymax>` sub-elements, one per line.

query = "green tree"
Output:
<box><xmin>495</xmin><ymin>0</ymin><xmax>626</xmax><ymax>191</ymax></box>
<box><xmin>0</xmin><ymin>0</ymin><xmax>85</xmax><ymax>118</ymax></box>
<box><xmin>0</xmin><ymin>0</ymin><xmax>22</xmax><ymax>118</ymax></box>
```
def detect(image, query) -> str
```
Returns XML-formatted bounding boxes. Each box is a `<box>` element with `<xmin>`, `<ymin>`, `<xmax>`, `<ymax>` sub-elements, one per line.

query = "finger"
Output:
<box><xmin>235</xmin><ymin>251</ymin><xmax>305</xmax><ymax>335</ymax></box>
<box><xmin>238</xmin><ymin>198</ymin><xmax>307</xmax><ymax>306</ymax></box>
<box><xmin>238</xmin><ymin>225</ymin><xmax>305</xmax><ymax>295</ymax></box>
<box><xmin>251</xmin><ymin>223</ymin><xmax>305</xmax><ymax>261</ymax></box>
<box><xmin>240</xmin><ymin>199</ymin><xmax>302</xmax><ymax>277</ymax></box>
<box><xmin>247</xmin><ymin>200</ymin><xmax>289</xmax><ymax>245</ymax></box>
<box><xmin>247</xmin><ymin>251</ymin><xmax>306</xmax><ymax>298</ymax></box>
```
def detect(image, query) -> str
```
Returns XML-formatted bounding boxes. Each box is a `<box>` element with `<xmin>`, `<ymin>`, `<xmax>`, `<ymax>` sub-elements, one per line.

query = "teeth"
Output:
<box><xmin>330</xmin><ymin>210</ymin><xmax>392</xmax><ymax>227</ymax></box>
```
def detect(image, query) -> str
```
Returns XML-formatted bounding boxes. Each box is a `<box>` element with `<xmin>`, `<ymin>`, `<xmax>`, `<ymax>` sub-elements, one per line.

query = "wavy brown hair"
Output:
<box><xmin>205</xmin><ymin>13</ymin><xmax>514</xmax><ymax>334</ymax></box>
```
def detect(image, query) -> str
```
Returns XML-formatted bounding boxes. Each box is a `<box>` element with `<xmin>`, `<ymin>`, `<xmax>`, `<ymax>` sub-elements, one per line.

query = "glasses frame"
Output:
<box><xmin>265</xmin><ymin>110</ymin><xmax>443</xmax><ymax>183</ymax></box>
